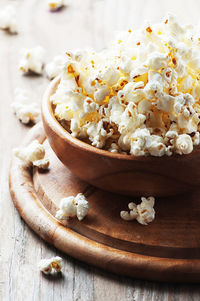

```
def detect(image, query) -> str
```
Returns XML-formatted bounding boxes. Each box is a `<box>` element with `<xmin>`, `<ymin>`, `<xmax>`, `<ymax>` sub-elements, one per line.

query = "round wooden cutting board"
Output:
<box><xmin>9</xmin><ymin>123</ymin><xmax>200</xmax><ymax>283</ymax></box>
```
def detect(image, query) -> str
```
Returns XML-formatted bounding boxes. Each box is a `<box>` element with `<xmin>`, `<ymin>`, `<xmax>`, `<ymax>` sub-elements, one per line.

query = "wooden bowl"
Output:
<box><xmin>42</xmin><ymin>77</ymin><xmax>200</xmax><ymax>196</ymax></box>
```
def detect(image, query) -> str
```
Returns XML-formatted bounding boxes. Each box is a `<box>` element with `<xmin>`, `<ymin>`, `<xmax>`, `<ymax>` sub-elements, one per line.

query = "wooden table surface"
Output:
<box><xmin>1</xmin><ymin>0</ymin><xmax>200</xmax><ymax>300</ymax></box>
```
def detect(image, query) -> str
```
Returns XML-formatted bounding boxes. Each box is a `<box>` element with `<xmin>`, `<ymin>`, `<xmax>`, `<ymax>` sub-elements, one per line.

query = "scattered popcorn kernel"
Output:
<box><xmin>19</xmin><ymin>46</ymin><xmax>45</xmax><ymax>75</ymax></box>
<box><xmin>51</xmin><ymin>14</ymin><xmax>200</xmax><ymax>156</ymax></box>
<box><xmin>56</xmin><ymin>193</ymin><xmax>90</xmax><ymax>221</ymax></box>
<box><xmin>33</xmin><ymin>158</ymin><xmax>50</xmax><ymax>169</ymax></box>
<box><xmin>136</xmin><ymin>196</ymin><xmax>155</xmax><ymax>225</ymax></box>
<box><xmin>38</xmin><ymin>256</ymin><xmax>63</xmax><ymax>274</ymax></box>
<box><xmin>0</xmin><ymin>5</ymin><xmax>17</xmax><ymax>34</ymax></box>
<box><xmin>11</xmin><ymin>89</ymin><xmax>40</xmax><ymax>124</ymax></box>
<box><xmin>45</xmin><ymin>55</ymin><xmax>66</xmax><ymax>79</ymax></box>
<box><xmin>120</xmin><ymin>197</ymin><xmax>155</xmax><ymax>225</ymax></box>
<box><xmin>48</xmin><ymin>0</ymin><xmax>65</xmax><ymax>11</ymax></box>
<box><xmin>13</xmin><ymin>140</ymin><xmax>50</xmax><ymax>169</ymax></box>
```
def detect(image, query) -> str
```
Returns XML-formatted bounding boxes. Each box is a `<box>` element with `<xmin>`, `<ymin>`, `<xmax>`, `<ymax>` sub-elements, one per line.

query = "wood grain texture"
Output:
<box><xmin>1</xmin><ymin>0</ymin><xmax>200</xmax><ymax>300</ymax></box>
<box><xmin>42</xmin><ymin>77</ymin><xmax>200</xmax><ymax>197</ymax></box>
<box><xmin>9</xmin><ymin>122</ymin><xmax>200</xmax><ymax>282</ymax></box>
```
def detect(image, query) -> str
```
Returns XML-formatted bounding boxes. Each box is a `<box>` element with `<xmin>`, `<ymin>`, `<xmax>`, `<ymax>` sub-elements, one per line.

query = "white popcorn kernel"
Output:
<box><xmin>146</xmin><ymin>135</ymin><xmax>166</xmax><ymax>157</ymax></box>
<box><xmin>100</xmin><ymin>65</ymin><xmax>120</xmax><ymax>86</ymax></box>
<box><xmin>38</xmin><ymin>256</ymin><xmax>63</xmax><ymax>274</ymax></box>
<box><xmin>108</xmin><ymin>143</ymin><xmax>119</xmax><ymax>153</ymax></box>
<box><xmin>120</xmin><ymin>210</ymin><xmax>137</xmax><ymax>221</ymax></box>
<box><xmin>136</xmin><ymin>196</ymin><xmax>155</xmax><ymax>225</ymax></box>
<box><xmin>86</xmin><ymin>119</ymin><xmax>113</xmax><ymax>148</ymax></box>
<box><xmin>48</xmin><ymin>0</ymin><xmax>65</xmax><ymax>11</ymax></box>
<box><xmin>120</xmin><ymin>197</ymin><xmax>155</xmax><ymax>225</ymax></box>
<box><xmin>175</xmin><ymin>134</ymin><xmax>193</xmax><ymax>154</ymax></box>
<box><xmin>0</xmin><ymin>6</ymin><xmax>17</xmax><ymax>34</ymax></box>
<box><xmin>19</xmin><ymin>46</ymin><xmax>45</xmax><ymax>74</ymax></box>
<box><xmin>192</xmin><ymin>132</ymin><xmax>200</xmax><ymax>146</ymax></box>
<box><xmin>94</xmin><ymin>86</ymin><xmax>110</xmax><ymax>104</ymax></box>
<box><xmin>11</xmin><ymin>89</ymin><xmax>40</xmax><ymax>124</ymax></box>
<box><xmin>45</xmin><ymin>55</ymin><xmax>66</xmax><ymax>79</ymax></box>
<box><xmin>56</xmin><ymin>196</ymin><xmax>77</xmax><ymax>219</ymax></box>
<box><xmin>147</xmin><ymin>52</ymin><xmax>168</xmax><ymax>70</ymax></box>
<box><xmin>56</xmin><ymin>193</ymin><xmax>90</xmax><ymax>221</ymax></box>
<box><xmin>129</xmin><ymin>128</ymin><xmax>150</xmax><ymax>156</ymax></box>
<box><xmin>166</xmin><ymin>130</ymin><xmax>178</xmax><ymax>139</ymax></box>
<box><xmin>120</xmin><ymin>202</ymin><xmax>138</xmax><ymax>221</ymax></box>
<box><xmin>13</xmin><ymin>140</ymin><xmax>49</xmax><ymax>169</ymax></box>
<box><xmin>75</xmin><ymin>193</ymin><xmax>90</xmax><ymax>221</ymax></box>
<box><xmin>33</xmin><ymin>158</ymin><xmax>50</xmax><ymax>169</ymax></box>
<box><xmin>83</xmin><ymin>98</ymin><xmax>99</xmax><ymax>114</ymax></box>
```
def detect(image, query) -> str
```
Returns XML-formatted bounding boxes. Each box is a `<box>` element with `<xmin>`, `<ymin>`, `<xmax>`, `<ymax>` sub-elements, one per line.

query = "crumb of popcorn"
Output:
<box><xmin>11</xmin><ymin>88</ymin><xmax>40</xmax><ymax>124</ymax></box>
<box><xmin>0</xmin><ymin>5</ymin><xmax>17</xmax><ymax>34</ymax></box>
<box><xmin>19</xmin><ymin>46</ymin><xmax>45</xmax><ymax>75</ymax></box>
<box><xmin>13</xmin><ymin>140</ymin><xmax>50</xmax><ymax>169</ymax></box>
<box><xmin>120</xmin><ymin>196</ymin><xmax>155</xmax><ymax>225</ymax></box>
<box><xmin>38</xmin><ymin>256</ymin><xmax>63</xmax><ymax>274</ymax></box>
<box><xmin>51</xmin><ymin>14</ymin><xmax>200</xmax><ymax>156</ymax></box>
<box><xmin>48</xmin><ymin>0</ymin><xmax>65</xmax><ymax>11</ymax></box>
<box><xmin>56</xmin><ymin>193</ymin><xmax>90</xmax><ymax>221</ymax></box>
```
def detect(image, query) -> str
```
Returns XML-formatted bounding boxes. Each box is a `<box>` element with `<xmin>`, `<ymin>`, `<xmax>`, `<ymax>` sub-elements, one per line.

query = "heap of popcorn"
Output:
<box><xmin>51</xmin><ymin>15</ymin><xmax>200</xmax><ymax>157</ymax></box>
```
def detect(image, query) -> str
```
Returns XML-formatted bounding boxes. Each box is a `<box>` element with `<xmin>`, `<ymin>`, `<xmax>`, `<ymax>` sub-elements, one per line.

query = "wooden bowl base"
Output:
<box><xmin>9</xmin><ymin>123</ymin><xmax>200</xmax><ymax>283</ymax></box>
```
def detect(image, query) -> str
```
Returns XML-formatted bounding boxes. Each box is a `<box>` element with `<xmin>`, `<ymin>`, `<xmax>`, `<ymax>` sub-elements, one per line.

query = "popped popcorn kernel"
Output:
<box><xmin>48</xmin><ymin>0</ymin><xmax>65</xmax><ymax>11</ymax></box>
<box><xmin>56</xmin><ymin>193</ymin><xmax>90</xmax><ymax>221</ymax></box>
<box><xmin>38</xmin><ymin>256</ymin><xmax>63</xmax><ymax>274</ymax></box>
<box><xmin>120</xmin><ymin>196</ymin><xmax>155</xmax><ymax>225</ymax></box>
<box><xmin>13</xmin><ymin>140</ymin><xmax>50</xmax><ymax>169</ymax></box>
<box><xmin>0</xmin><ymin>6</ymin><xmax>17</xmax><ymax>34</ymax></box>
<box><xmin>11</xmin><ymin>89</ymin><xmax>40</xmax><ymax>124</ymax></box>
<box><xmin>19</xmin><ymin>46</ymin><xmax>45</xmax><ymax>75</ymax></box>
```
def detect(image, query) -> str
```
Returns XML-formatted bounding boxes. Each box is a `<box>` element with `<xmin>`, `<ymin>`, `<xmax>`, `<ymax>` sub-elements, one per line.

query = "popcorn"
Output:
<box><xmin>136</xmin><ymin>196</ymin><xmax>155</xmax><ymax>225</ymax></box>
<box><xmin>56</xmin><ymin>193</ymin><xmax>90</xmax><ymax>221</ymax></box>
<box><xmin>11</xmin><ymin>89</ymin><xmax>40</xmax><ymax>124</ymax></box>
<box><xmin>38</xmin><ymin>256</ymin><xmax>63</xmax><ymax>274</ymax></box>
<box><xmin>14</xmin><ymin>140</ymin><xmax>50</xmax><ymax>169</ymax></box>
<box><xmin>0</xmin><ymin>6</ymin><xmax>17</xmax><ymax>34</ymax></box>
<box><xmin>120</xmin><ymin>202</ymin><xmax>138</xmax><ymax>221</ymax></box>
<box><xmin>45</xmin><ymin>55</ymin><xmax>66</xmax><ymax>79</ymax></box>
<box><xmin>85</xmin><ymin>119</ymin><xmax>113</xmax><ymax>148</ymax></box>
<box><xmin>51</xmin><ymin>15</ymin><xmax>200</xmax><ymax>156</ymax></box>
<box><xmin>94</xmin><ymin>86</ymin><xmax>110</xmax><ymax>104</ymax></box>
<box><xmin>175</xmin><ymin>134</ymin><xmax>193</xmax><ymax>154</ymax></box>
<box><xmin>19</xmin><ymin>46</ymin><xmax>45</xmax><ymax>74</ymax></box>
<box><xmin>120</xmin><ymin>196</ymin><xmax>155</xmax><ymax>225</ymax></box>
<box><xmin>48</xmin><ymin>0</ymin><xmax>65</xmax><ymax>11</ymax></box>
<box><xmin>108</xmin><ymin>142</ymin><xmax>119</xmax><ymax>153</ymax></box>
<box><xmin>147</xmin><ymin>52</ymin><xmax>168</xmax><ymax>70</ymax></box>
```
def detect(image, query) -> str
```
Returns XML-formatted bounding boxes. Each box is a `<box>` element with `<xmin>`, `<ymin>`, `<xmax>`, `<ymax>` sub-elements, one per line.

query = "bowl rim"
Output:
<box><xmin>42</xmin><ymin>76</ymin><xmax>195</xmax><ymax>162</ymax></box>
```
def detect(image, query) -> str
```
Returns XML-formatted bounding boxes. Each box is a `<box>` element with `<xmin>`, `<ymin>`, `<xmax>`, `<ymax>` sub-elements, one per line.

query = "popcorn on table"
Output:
<box><xmin>0</xmin><ymin>5</ymin><xmax>17</xmax><ymax>34</ymax></box>
<box><xmin>48</xmin><ymin>0</ymin><xmax>65</xmax><ymax>11</ymax></box>
<box><xmin>14</xmin><ymin>140</ymin><xmax>50</xmax><ymax>169</ymax></box>
<box><xmin>38</xmin><ymin>256</ymin><xmax>63</xmax><ymax>274</ymax></box>
<box><xmin>45</xmin><ymin>55</ymin><xmax>66</xmax><ymax>79</ymax></box>
<box><xmin>120</xmin><ymin>196</ymin><xmax>155</xmax><ymax>225</ymax></box>
<box><xmin>19</xmin><ymin>46</ymin><xmax>45</xmax><ymax>74</ymax></box>
<box><xmin>51</xmin><ymin>14</ymin><xmax>200</xmax><ymax>156</ymax></box>
<box><xmin>56</xmin><ymin>193</ymin><xmax>90</xmax><ymax>221</ymax></box>
<box><xmin>11</xmin><ymin>88</ymin><xmax>40</xmax><ymax>124</ymax></box>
